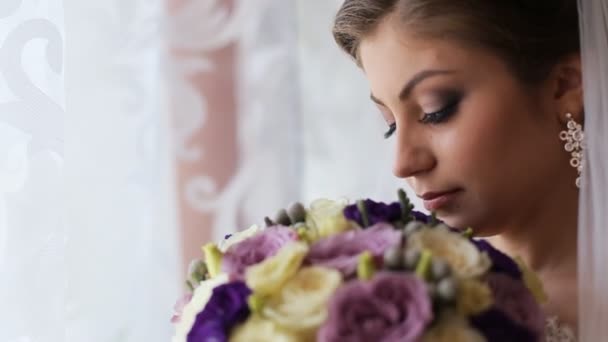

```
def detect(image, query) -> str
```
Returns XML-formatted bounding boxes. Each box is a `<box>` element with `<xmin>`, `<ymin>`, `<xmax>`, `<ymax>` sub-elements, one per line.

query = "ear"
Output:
<box><xmin>551</xmin><ymin>53</ymin><xmax>584</xmax><ymax>125</ymax></box>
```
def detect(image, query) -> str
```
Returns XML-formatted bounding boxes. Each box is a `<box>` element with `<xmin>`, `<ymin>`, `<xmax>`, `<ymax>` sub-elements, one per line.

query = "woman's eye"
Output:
<box><xmin>384</xmin><ymin>122</ymin><xmax>396</xmax><ymax>139</ymax></box>
<box><xmin>420</xmin><ymin>98</ymin><xmax>460</xmax><ymax>124</ymax></box>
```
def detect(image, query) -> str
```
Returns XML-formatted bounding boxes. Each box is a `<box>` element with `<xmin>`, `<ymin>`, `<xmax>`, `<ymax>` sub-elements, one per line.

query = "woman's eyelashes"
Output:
<box><xmin>384</xmin><ymin>122</ymin><xmax>396</xmax><ymax>139</ymax></box>
<box><xmin>381</xmin><ymin>92</ymin><xmax>462</xmax><ymax>139</ymax></box>
<box><xmin>419</xmin><ymin>96</ymin><xmax>461</xmax><ymax>124</ymax></box>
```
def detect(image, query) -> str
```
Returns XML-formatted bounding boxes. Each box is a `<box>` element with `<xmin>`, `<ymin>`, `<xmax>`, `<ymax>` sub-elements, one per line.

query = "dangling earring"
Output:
<box><xmin>559</xmin><ymin>113</ymin><xmax>585</xmax><ymax>188</ymax></box>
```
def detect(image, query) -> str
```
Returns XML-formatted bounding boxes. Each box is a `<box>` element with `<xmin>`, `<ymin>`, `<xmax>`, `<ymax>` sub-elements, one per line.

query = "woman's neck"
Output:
<box><xmin>486</xmin><ymin>185</ymin><xmax>578</xmax><ymax>275</ymax></box>
<box><xmin>486</xmin><ymin>183</ymin><xmax>579</xmax><ymax>328</ymax></box>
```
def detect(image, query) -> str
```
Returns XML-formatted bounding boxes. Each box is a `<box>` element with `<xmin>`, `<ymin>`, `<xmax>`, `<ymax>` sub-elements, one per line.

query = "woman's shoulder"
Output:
<box><xmin>545</xmin><ymin>316</ymin><xmax>576</xmax><ymax>342</ymax></box>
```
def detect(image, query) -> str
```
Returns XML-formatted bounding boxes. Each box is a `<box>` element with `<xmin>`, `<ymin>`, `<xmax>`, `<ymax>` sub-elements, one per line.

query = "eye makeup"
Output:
<box><xmin>419</xmin><ymin>90</ymin><xmax>462</xmax><ymax>125</ymax></box>
<box><xmin>379</xmin><ymin>89</ymin><xmax>463</xmax><ymax>139</ymax></box>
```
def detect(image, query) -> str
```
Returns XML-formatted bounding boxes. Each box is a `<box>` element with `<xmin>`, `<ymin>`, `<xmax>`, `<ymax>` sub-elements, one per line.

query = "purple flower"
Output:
<box><xmin>318</xmin><ymin>272</ymin><xmax>433</xmax><ymax>342</ymax></box>
<box><xmin>343</xmin><ymin>197</ymin><xmax>439</xmax><ymax>229</ymax></box>
<box><xmin>471</xmin><ymin>273</ymin><xmax>545</xmax><ymax>342</ymax></box>
<box><xmin>305</xmin><ymin>223</ymin><xmax>402</xmax><ymax>277</ymax></box>
<box><xmin>343</xmin><ymin>200</ymin><xmax>401</xmax><ymax>226</ymax></box>
<box><xmin>221</xmin><ymin>226</ymin><xmax>298</xmax><ymax>279</ymax></box>
<box><xmin>187</xmin><ymin>282</ymin><xmax>252</xmax><ymax>342</ymax></box>
<box><xmin>472</xmin><ymin>239</ymin><xmax>522</xmax><ymax>279</ymax></box>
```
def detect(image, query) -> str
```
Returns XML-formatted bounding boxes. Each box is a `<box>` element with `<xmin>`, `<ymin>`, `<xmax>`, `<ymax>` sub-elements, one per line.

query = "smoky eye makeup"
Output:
<box><xmin>379</xmin><ymin>87</ymin><xmax>463</xmax><ymax>139</ymax></box>
<box><xmin>419</xmin><ymin>90</ymin><xmax>462</xmax><ymax>125</ymax></box>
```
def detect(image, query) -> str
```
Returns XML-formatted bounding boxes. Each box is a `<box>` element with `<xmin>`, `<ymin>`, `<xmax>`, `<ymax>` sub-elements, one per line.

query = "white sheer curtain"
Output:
<box><xmin>0</xmin><ymin>1</ymin><xmax>67</xmax><ymax>341</ymax></box>
<box><xmin>0</xmin><ymin>1</ymin><xmax>418</xmax><ymax>341</ymax></box>
<box><xmin>1</xmin><ymin>0</ymin><xmax>180</xmax><ymax>341</ymax></box>
<box><xmin>174</xmin><ymin>0</ymin><xmax>418</xmax><ymax>245</ymax></box>
<box><xmin>169</xmin><ymin>0</ymin><xmax>419</xmax><ymax>268</ymax></box>
<box><xmin>297</xmin><ymin>1</ymin><xmax>409</xmax><ymax>204</ymax></box>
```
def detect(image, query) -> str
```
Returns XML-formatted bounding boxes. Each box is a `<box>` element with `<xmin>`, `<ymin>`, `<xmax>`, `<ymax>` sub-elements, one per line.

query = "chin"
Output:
<box><xmin>447</xmin><ymin>217</ymin><xmax>502</xmax><ymax>238</ymax></box>
<box><xmin>436</xmin><ymin>211</ymin><xmax>496</xmax><ymax>237</ymax></box>
<box><xmin>435</xmin><ymin>212</ymin><xmax>468</xmax><ymax>230</ymax></box>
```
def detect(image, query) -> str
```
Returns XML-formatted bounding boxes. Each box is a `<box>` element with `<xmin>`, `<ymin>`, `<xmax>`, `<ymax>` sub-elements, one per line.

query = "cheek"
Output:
<box><xmin>434</xmin><ymin>92</ymin><xmax>555</xmax><ymax>207</ymax></box>
<box><xmin>434</xmin><ymin>96</ymin><xmax>519</xmax><ymax>184</ymax></box>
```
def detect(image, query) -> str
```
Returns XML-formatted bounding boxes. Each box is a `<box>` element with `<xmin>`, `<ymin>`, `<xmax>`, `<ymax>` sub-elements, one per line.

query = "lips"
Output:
<box><xmin>419</xmin><ymin>189</ymin><xmax>462</xmax><ymax>211</ymax></box>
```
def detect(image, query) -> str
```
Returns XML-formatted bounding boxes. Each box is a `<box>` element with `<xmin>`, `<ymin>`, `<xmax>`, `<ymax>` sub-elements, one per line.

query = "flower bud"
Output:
<box><xmin>287</xmin><ymin>202</ymin><xmax>306</xmax><ymax>223</ymax></box>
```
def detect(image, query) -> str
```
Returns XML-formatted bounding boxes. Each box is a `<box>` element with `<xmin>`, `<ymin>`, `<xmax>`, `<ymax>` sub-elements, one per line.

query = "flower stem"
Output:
<box><xmin>356</xmin><ymin>200</ymin><xmax>370</xmax><ymax>228</ymax></box>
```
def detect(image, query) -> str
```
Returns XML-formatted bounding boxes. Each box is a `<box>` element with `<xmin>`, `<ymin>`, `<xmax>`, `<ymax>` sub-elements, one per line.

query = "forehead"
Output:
<box><xmin>358</xmin><ymin>15</ymin><xmax>487</xmax><ymax>99</ymax></box>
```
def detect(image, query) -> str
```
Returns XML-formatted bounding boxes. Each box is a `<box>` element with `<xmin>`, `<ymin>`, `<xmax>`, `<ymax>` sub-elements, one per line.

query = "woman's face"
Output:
<box><xmin>359</xmin><ymin>16</ymin><xmax>573</xmax><ymax>235</ymax></box>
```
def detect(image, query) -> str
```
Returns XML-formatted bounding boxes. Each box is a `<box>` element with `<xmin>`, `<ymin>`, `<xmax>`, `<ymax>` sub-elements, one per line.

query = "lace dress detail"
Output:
<box><xmin>545</xmin><ymin>316</ymin><xmax>576</xmax><ymax>342</ymax></box>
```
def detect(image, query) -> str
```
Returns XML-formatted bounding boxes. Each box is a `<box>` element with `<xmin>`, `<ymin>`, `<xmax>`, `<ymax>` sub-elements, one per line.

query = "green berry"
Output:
<box><xmin>187</xmin><ymin>259</ymin><xmax>209</xmax><ymax>287</ymax></box>
<box><xmin>274</xmin><ymin>209</ymin><xmax>292</xmax><ymax>226</ymax></box>
<box><xmin>383</xmin><ymin>246</ymin><xmax>404</xmax><ymax>270</ymax></box>
<box><xmin>403</xmin><ymin>249</ymin><xmax>421</xmax><ymax>270</ymax></box>
<box><xmin>264</xmin><ymin>216</ymin><xmax>275</xmax><ymax>227</ymax></box>
<box><xmin>431</xmin><ymin>259</ymin><xmax>451</xmax><ymax>280</ymax></box>
<box><xmin>437</xmin><ymin>277</ymin><xmax>458</xmax><ymax>303</ymax></box>
<box><xmin>287</xmin><ymin>202</ymin><xmax>306</xmax><ymax>223</ymax></box>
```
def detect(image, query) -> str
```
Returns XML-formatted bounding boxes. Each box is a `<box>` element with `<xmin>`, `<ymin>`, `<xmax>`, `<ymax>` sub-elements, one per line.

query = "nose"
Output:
<box><xmin>392</xmin><ymin>127</ymin><xmax>436</xmax><ymax>179</ymax></box>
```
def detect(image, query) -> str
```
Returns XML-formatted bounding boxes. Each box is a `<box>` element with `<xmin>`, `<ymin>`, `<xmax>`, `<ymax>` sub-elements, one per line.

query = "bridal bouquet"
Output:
<box><xmin>171</xmin><ymin>190</ymin><xmax>547</xmax><ymax>342</ymax></box>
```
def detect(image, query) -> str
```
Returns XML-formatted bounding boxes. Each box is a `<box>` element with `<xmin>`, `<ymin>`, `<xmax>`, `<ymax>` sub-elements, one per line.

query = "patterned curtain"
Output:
<box><xmin>0</xmin><ymin>1</ymin><xmax>180</xmax><ymax>341</ymax></box>
<box><xmin>0</xmin><ymin>0</ymin><xmax>418</xmax><ymax>341</ymax></box>
<box><xmin>172</xmin><ymin>0</ymin><xmax>416</xmax><ymax>271</ymax></box>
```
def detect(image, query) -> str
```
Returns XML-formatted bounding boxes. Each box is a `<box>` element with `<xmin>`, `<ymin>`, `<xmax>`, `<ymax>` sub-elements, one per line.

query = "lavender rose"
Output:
<box><xmin>318</xmin><ymin>272</ymin><xmax>433</xmax><ymax>342</ymax></box>
<box><xmin>221</xmin><ymin>226</ymin><xmax>298</xmax><ymax>279</ymax></box>
<box><xmin>471</xmin><ymin>273</ymin><xmax>545</xmax><ymax>342</ymax></box>
<box><xmin>305</xmin><ymin>223</ymin><xmax>402</xmax><ymax>277</ymax></box>
<box><xmin>187</xmin><ymin>282</ymin><xmax>252</xmax><ymax>342</ymax></box>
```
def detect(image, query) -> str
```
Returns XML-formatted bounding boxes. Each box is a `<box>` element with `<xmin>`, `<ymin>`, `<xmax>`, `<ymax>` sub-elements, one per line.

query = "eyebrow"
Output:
<box><xmin>370</xmin><ymin>69</ymin><xmax>456</xmax><ymax>106</ymax></box>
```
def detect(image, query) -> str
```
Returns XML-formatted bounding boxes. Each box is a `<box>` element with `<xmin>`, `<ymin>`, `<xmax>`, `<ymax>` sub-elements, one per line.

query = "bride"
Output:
<box><xmin>332</xmin><ymin>1</ymin><xmax>607</xmax><ymax>340</ymax></box>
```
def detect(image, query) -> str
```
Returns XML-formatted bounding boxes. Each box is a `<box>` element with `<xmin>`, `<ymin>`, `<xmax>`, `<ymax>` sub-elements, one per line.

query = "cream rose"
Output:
<box><xmin>263</xmin><ymin>266</ymin><xmax>342</xmax><ymax>333</ymax></box>
<box><xmin>305</xmin><ymin>199</ymin><xmax>353</xmax><ymax>240</ymax></box>
<box><xmin>245</xmin><ymin>241</ymin><xmax>309</xmax><ymax>296</ymax></box>
<box><xmin>230</xmin><ymin>315</ymin><xmax>307</xmax><ymax>342</ymax></box>
<box><xmin>407</xmin><ymin>226</ymin><xmax>491</xmax><ymax>278</ymax></box>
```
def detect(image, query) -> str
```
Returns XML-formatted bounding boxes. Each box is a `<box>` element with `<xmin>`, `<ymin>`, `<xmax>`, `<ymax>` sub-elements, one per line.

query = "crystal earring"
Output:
<box><xmin>559</xmin><ymin>113</ymin><xmax>585</xmax><ymax>188</ymax></box>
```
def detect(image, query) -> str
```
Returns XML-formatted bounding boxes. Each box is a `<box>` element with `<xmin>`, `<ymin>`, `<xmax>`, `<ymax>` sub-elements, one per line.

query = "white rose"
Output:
<box><xmin>263</xmin><ymin>266</ymin><xmax>342</xmax><ymax>332</ymax></box>
<box><xmin>408</xmin><ymin>226</ymin><xmax>491</xmax><ymax>278</ymax></box>
<box><xmin>171</xmin><ymin>274</ymin><xmax>229</xmax><ymax>342</ymax></box>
